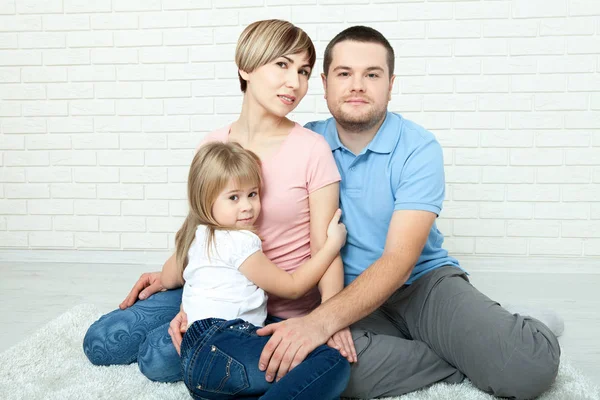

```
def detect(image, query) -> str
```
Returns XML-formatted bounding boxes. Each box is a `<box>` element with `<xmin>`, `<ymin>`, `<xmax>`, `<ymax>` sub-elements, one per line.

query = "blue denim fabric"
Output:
<box><xmin>83</xmin><ymin>288</ymin><xmax>183</xmax><ymax>382</ymax></box>
<box><xmin>181</xmin><ymin>318</ymin><xmax>350</xmax><ymax>400</ymax></box>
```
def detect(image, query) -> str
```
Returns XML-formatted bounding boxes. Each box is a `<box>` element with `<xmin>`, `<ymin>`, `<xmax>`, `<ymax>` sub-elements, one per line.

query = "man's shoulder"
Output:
<box><xmin>393</xmin><ymin>113</ymin><xmax>437</xmax><ymax>146</ymax></box>
<box><xmin>303</xmin><ymin>117</ymin><xmax>335</xmax><ymax>136</ymax></box>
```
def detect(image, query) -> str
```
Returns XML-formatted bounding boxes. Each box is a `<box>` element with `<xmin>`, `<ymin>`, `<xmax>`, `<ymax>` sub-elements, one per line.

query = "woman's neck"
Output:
<box><xmin>231</xmin><ymin>95</ymin><xmax>294</xmax><ymax>145</ymax></box>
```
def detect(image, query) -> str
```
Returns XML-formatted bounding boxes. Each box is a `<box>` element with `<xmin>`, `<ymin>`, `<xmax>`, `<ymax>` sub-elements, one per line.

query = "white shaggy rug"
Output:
<box><xmin>1</xmin><ymin>304</ymin><xmax>599</xmax><ymax>400</ymax></box>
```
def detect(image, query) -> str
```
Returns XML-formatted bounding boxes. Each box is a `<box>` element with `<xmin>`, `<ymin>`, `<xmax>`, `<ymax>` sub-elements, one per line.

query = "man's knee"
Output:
<box><xmin>487</xmin><ymin>356</ymin><xmax>559</xmax><ymax>399</ymax></box>
<box><xmin>479</xmin><ymin>320</ymin><xmax>561</xmax><ymax>399</ymax></box>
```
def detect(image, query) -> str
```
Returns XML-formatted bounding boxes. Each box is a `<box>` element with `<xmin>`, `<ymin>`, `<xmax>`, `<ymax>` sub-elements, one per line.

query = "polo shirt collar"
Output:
<box><xmin>324</xmin><ymin>120</ymin><xmax>344</xmax><ymax>151</ymax></box>
<box><xmin>365</xmin><ymin>112</ymin><xmax>399</xmax><ymax>154</ymax></box>
<box><xmin>324</xmin><ymin>112</ymin><xmax>401</xmax><ymax>155</ymax></box>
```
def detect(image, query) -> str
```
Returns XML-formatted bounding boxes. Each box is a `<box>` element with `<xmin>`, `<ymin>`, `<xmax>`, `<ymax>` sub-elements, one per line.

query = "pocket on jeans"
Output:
<box><xmin>189</xmin><ymin>345</ymin><xmax>249</xmax><ymax>396</ymax></box>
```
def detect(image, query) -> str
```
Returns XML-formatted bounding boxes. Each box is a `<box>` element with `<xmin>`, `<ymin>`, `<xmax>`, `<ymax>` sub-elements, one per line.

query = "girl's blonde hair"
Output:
<box><xmin>175</xmin><ymin>142</ymin><xmax>262</xmax><ymax>272</ymax></box>
<box><xmin>235</xmin><ymin>19</ymin><xmax>316</xmax><ymax>92</ymax></box>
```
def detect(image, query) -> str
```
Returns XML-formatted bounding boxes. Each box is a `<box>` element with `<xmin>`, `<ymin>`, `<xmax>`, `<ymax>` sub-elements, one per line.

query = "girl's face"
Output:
<box><xmin>241</xmin><ymin>51</ymin><xmax>312</xmax><ymax>118</ymax></box>
<box><xmin>212</xmin><ymin>179</ymin><xmax>261</xmax><ymax>229</ymax></box>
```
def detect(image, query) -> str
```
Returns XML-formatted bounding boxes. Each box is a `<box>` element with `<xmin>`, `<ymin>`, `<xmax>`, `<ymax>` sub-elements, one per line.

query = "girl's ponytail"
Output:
<box><xmin>175</xmin><ymin>213</ymin><xmax>201</xmax><ymax>273</ymax></box>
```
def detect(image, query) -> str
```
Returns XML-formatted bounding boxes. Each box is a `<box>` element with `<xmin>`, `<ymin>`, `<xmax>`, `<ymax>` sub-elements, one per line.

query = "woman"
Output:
<box><xmin>83</xmin><ymin>19</ymin><xmax>355</xmax><ymax>383</ymax></box>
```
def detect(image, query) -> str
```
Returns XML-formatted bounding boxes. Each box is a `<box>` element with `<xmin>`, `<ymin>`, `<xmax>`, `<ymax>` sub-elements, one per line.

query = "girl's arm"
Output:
<box><xmin>308</xmin><ymin>183</ymin><xmax>357</xmax><ymax>363</ymax></box>
<box><xmin>309</xmin><ymin>182</ymin><xmax>345</xmax><ymax>303</ymax></box>
<box><xmin>239</xmin><ymin>209</ymin><xmax>345</xmax><ymax>300</ymax></box>
<box><xmin>160</xmin><ymin>252</ymin><xmax>185</xmax><ymax>289</ymax></box>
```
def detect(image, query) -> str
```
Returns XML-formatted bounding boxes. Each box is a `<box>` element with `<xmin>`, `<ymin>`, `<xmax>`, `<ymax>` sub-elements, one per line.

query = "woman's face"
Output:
<box><xmin>241</xmin><ymin>51</ymin><xmax>312</xmax><ymax>118</ymax></box>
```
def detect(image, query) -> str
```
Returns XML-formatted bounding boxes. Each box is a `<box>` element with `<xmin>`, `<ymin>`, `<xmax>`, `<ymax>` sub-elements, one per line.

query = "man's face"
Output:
<box><xmin>322</xmin><ymin>41</ymin><xmax>395</xmax><ymax>133</ymax></box>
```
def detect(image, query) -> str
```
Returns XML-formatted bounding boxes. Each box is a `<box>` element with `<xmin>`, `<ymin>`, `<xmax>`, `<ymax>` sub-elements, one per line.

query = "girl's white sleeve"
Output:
<box><xmin>221</xmin><ymin>230</ymin><xmax>262</xmax><ymax>269</ymax></box>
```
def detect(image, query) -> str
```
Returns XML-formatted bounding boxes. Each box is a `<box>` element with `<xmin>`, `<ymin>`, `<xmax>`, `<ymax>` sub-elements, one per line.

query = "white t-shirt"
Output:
<box><xmin>182</xmin><ymin>226</ymin><xmax>267</xmax><ymax>327</ymax></box>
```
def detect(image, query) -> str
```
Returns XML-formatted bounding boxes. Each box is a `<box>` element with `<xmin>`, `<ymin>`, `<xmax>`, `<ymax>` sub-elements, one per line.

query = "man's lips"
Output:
<box><xmin>345</xmin><ymin>98</ymin><xmax>369</xmax><ymax>104</ymax></box>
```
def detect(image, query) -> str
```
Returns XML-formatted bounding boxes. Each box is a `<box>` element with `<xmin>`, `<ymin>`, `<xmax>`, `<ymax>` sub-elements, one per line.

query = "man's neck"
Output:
<box><xmin>336</xmin><ymin>115</ymin><xmax>386</xmax><ymax>155</ymax></box>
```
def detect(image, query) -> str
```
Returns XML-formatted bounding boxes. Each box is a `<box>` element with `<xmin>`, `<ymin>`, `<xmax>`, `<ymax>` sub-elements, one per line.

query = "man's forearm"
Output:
<box><xmin>310</xmin><ymin>253</ymin><xmax>414</xmax><ymax>337</ymax></box>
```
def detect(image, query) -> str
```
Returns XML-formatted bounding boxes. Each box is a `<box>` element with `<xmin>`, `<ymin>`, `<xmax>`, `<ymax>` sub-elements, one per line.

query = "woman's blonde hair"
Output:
<box><xmin>175</xmin><ymin>142</ymin><xmax>262</xmax><ymax>272</ymax></box>
<box><xmin>235</xmin><ymin>19</ymin><xmax>316</xmax><ymax>92</ymax></box>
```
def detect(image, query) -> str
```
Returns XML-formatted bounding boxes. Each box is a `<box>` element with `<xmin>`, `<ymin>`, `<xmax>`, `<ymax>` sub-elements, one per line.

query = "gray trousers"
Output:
<box><xmin>343</xmin><ymin>266</ymin><xmax>561</xmax><ymax>400</ymax></box>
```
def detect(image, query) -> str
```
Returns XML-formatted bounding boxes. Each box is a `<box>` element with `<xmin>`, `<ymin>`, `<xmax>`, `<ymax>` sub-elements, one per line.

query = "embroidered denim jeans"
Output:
<box><xmin>180</xmin><ymin>318</ymin><xmax>350</xmax><ymax>400</ymax></box>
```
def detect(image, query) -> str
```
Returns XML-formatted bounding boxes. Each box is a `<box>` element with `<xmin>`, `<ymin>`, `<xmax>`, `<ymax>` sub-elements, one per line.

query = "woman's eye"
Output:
<box><xmin>299</xmin><ymin>69</ymin><xmax>310</xmax><ymax>76</ymax></box>
<box><xmin>276</xmin><ymin>61</ymin><xmax>287</xmax><ymax>68</ymax></box>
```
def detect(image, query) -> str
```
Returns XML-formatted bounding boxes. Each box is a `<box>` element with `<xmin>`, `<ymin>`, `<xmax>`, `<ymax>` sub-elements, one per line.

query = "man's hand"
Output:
<box><xmin>327</xmin><ymin>327</ymin><xmax>356</xmax><ymax>363</ymax></box>
<box><xmin>256</xmin><ymin>316</ymin><xmax>330</xmax><ymax>382</ymax></box>
<box><xmin>168</xmin><ymin>309</ymin><xmax>188</xmax><ymax>355</ymax></box>
<box><xmin>118</xmin><ymin>272</ymin><xmax>164</xmax><ymax>310</ymax></box>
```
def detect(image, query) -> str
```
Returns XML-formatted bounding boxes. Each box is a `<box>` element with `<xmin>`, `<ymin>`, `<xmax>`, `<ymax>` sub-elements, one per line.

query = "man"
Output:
<box><xmin>254</xmin><ymin>26</ymin><xmax>561</xmax><ymax>399</ymax></box>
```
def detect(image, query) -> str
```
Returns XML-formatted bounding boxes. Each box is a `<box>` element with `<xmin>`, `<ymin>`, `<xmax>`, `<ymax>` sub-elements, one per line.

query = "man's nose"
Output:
<box><xmin>351</xmin><ymin>75</ymin><xmax>365</xmax><ymax>92</ymax></box>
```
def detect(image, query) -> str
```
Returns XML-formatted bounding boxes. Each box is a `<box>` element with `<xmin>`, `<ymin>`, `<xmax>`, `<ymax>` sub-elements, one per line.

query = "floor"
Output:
<box><xmin>1</xmin><ymin>260</ymin><xmax>599</xmax><ymax>387</ymax></box>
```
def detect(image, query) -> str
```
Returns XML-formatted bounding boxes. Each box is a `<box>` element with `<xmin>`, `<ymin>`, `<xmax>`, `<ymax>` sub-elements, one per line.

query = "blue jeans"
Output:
<box><xmin>83</xmin><ymin>288</ymin><xmax>183</xmax><ymax>382</ymax></box>
<box><xmin>181</xmin><ymin>318</ymin><xmax>350</xmax><ymax>400</ymax></box>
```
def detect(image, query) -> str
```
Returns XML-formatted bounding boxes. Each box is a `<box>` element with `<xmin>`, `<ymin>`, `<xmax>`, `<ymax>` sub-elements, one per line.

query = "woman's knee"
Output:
<box><xmin>137</xmin><ymin>324</ymin><xmax>182</xmax><ymax>383</ymax></box>
<box><xmin>83</xmin><ymin>289</ymin><xmax>183</xmax><ymax>366</ymax></box>
<box><xmin>83</xmin><ymin>311</ymin><xmax>141</xmax><ymax>365</ymax></box>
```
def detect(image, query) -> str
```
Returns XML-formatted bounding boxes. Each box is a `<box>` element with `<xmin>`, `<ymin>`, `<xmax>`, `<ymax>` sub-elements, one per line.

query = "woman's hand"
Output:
<box><xmin>327</xmin><ymin>327</ymin><xmax>357</xmax><ymax>363</ymax></box>
<box><xmin>168</xmin><ymin>309</ymin><xmax>188</xmax><ymax>355</ymax></box>
<box><xmin>119</xmin><ymin>271</ymin><xmax>164</xmax><ymax>309</ymax></box>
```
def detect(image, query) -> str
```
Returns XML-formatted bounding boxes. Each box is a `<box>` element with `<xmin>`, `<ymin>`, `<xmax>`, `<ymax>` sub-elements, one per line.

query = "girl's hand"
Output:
<box><xmin>326</xmin><ymin>209</ymin><xmax>347</xmax><ymax>250</ymax></box>
<box><xmin>168</xmin><ymin>309</ymin><xmax>188</xmax><ymax>355</ymax></box>
<box><xmin>327</xmin><ymin>327</ymin><xmax>357</xmax><ymax>363</ymax></box>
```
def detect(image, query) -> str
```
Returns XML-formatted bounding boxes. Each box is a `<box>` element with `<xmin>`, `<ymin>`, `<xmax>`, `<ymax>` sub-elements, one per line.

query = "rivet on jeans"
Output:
<box><xmin>211</xmin><ymin>346</ymin><xmax>216</xmax><ymax>352</ymax></box>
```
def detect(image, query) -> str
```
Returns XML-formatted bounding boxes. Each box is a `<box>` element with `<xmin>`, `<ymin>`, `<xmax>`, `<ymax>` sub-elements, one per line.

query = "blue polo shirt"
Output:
<box><xmin>306</xmin><ymin>112</ymin><xmax>462</xmax><ymax>286</ymax></box>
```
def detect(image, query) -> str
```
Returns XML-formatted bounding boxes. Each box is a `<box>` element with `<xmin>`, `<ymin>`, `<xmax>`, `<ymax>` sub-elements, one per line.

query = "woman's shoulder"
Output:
<box><xmin>289</xmin><ymin>123</ymin><xmax>331</xmax><ymax>150</ymax></box>
<box><xmin>195</xmin><ymin>124</ymin><xmax>231</xmax><ymax>151</ymax></box>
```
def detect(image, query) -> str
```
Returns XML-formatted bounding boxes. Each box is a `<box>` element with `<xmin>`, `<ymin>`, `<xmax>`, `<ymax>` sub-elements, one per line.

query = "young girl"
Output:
<box><xmin>160</xmin><ymin>142</ymin><xmax>350</xmax><ymax>399</ymax></box>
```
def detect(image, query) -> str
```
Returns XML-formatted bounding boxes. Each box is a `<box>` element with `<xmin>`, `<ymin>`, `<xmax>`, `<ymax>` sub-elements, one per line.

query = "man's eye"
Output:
<box><xmin>367</xmin><ymin>73</ymin><xmax>379</xmax><ymax>78</ymax></box>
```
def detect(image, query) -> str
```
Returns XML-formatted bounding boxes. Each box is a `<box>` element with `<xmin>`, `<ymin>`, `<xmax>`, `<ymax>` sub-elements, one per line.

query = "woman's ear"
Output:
<box><xmin>239</xmin><ymin>69</ymin><xmax>250</xmax><ymax>82</ymax></box>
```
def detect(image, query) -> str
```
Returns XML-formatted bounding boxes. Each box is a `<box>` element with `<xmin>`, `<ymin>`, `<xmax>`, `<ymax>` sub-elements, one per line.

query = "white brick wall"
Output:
<box><xmin>0</xmin><ymin>0</ymin><xmax>599</xmax><ymax>263</ymax></box>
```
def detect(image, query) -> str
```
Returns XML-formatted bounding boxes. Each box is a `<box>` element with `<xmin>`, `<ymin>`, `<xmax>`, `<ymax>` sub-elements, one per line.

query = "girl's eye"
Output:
<box><xmin>249</xmin><ymin>191</ymin><xmax>258</xmax><ymax>198</ymax></box>
<box><xmin>228</xmin><ymin>195</ymin><xmax>239</xmax><ymax>201</ymax></box>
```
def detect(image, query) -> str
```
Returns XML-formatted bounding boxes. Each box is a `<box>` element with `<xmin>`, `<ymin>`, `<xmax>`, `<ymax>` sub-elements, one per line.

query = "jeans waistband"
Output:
<box><xmin>184</xmin><ymin>318</ymin><xmax>226</xmax><ymax>346</ymax></box>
